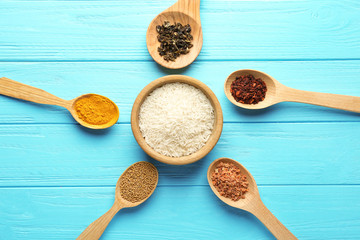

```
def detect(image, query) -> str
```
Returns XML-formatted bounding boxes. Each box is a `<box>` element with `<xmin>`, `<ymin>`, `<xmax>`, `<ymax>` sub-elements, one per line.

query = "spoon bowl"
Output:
<box><xmin>114</xmin><ymin>161</ymin><xmax>158</xmax><ymax>208</ymax></box>
<box><xmin>0</xmin><ymin>77</ymin><xmax>119</xmax><ymax>129</ymax></box>
<box><xmin>224</xmin><ymin>69</ymin><xmax>360</xmax><ymax>113</ymax></box>
<box><xmin>207</xmin><ymin>157</ymin><xmax>258</xmax><ymax>210</ymax></box>
<box><xmin>70</xmin><ymin>93</ymin><xmax>119</xmax><ymax>130</ymax></box>
<box><xmin>224</xmin><ymin>69</ymin><xmax>280</xmax><ymax>110</ymax></box>
<box><xmin>146</xmin><ymin>0</ymin><xmax>203</xmax><ymax>69</ymax></box>
<box><xmin>77</xmin><ymin>161</ymin><xmax>158</xmax><ymax>240</ymax></box>
<box><xmin>207</xmin><ymin>157</ymin><xmax>297</xmax><ymax>239</ymax></box>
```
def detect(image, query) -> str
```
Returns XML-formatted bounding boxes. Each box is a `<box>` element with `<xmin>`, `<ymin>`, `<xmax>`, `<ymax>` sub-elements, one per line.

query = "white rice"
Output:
<box><xmin>139</xmin><ymin>82</ymin><xmax>215</xmax><ymax>158</ymax></box>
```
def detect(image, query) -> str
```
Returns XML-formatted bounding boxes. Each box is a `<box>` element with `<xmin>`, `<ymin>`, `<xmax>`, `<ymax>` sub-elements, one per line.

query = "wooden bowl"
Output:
<box><xmin>131</xmin><ymin>75</ymin><xmax>223</xmax><ymax>165</ymax></box>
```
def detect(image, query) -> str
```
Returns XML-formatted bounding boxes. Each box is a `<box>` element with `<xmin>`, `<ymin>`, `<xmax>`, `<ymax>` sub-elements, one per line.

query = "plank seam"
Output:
<box><xmin>0</xmin><ymin>120</ymin><xmax>359</xmax><ymax>125</ymax></box>
<box><xmin>0</xmin><ymin>184</ymin><xmax>360</xmax><ymax>189</ymax></box>
<box><xmin>1</xmin><ymin>58</ymin><xmax>360</xmax><ymax>63</ymax></box>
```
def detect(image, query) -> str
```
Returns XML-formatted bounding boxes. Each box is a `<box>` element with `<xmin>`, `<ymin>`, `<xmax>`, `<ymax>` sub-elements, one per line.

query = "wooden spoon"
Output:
<box><xmin>207</xmin><ymin>158</ymin><xmax>297</xmax><ymax>240</ymax></box>
<box><xmin>224</xmin><ymin>69</ymin><xmax>360</xmax><ymax>112</ymax></box>
<box><xmin>146</xmin><ymin>0</ymin><xmax>202</xmax><ymax>69</ymax></box>
<box><xmin>77</xmin><ymin>161</ymin><xmax>159</xmax><ymax>240</ymax></box>
<box><xmin>0</xmin><ymin>77</ymin><xmax>119</xmax><ymax>129</ymax></box>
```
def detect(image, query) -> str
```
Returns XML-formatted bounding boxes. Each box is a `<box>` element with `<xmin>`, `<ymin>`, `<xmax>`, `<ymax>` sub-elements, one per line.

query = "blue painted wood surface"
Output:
<box><xmin>0</xmin><ymin>0</ymin><xmax>359</xmax><ymax>239</ymax></box>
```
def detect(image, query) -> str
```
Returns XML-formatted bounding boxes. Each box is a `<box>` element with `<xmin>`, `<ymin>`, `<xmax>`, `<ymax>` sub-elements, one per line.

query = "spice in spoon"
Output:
<box><xmin>230</xmin><ymin>74</ymin><xmax>267</xmax><ymax>104</ymax></box>
<box><xmin>119</xmin><ymin>162</ymin><xmax>158</xmax><ymax>203</ymax></box>
<box><xmin>211</xmin><ymin>161</ymin><xmax>249</xmax><ymax>201</ymax></box>
<box><xmin>156</xmin><ymin>21</ymin><xmax>193</xmax><ymax>62</ymax></box>
<box><xmin>74</xmin><ymin>94</ymin><xmax>117</xmax><ymax>125</ymax></box>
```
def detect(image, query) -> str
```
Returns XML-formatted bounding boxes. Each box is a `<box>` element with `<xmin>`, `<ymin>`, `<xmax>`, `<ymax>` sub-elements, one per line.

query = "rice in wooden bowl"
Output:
<box><xmin>131</xmin><ymin>75</ymin><xmax>223</xmax><ymax>165</ymax></box>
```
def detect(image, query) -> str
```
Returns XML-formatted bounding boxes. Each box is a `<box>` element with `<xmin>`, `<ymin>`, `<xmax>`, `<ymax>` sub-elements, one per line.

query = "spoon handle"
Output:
<box><xmin>170</xmin><ymin>0</ymin><xmax>201</xmax><ymax>21</ymax></box>
<box><xmin>0</xmin><ymin>77</ymin><xmax>69</xmax><ymax>108</ymax></box>
<box><xmin>77</xmin><ymin>203</ymin><xmax>122</xmax><ymax>240</ymax></box>
<box><xmin>251</xmin><ymin>200</ymin><xmax>297</xmax><ymax>240</ymax></box>
<box><xmin>283</xmin><ymin>87</ymin><xmax>360</xmax><ymax>113</ymax></box>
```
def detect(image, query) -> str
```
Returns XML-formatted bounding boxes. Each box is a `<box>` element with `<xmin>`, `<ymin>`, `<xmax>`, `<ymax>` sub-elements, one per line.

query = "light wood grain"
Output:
<box><xmin>0</xmin><ymin>77</ymin><xmax>119</xmax><ymax>129</ymax></box>
<box><xmin>131</xmin><ymin>75</ymin><xmax>223</xmax><ymax>165</ymax></box>
<box><xmin>77</xmin><ymin>161</ymin><xmax>158</xmax><ymax>240</ymax></box>
<box><xmin>0</xmin><ymin>77</ymin><xmax>70</xmax><ymax>108</ymax></box>
<box><xmin>146</xmin><ymin>0</ymin><xmax>202</xmax><ymax>69</ymax></box>
<box><xmin>77</xmin><ymin>203</ymin><xmax>122</xmax><ymax>240</ymax></box>
<box><xmin>224</xmin><ymin>69</ymin><xmax>360</xmax><ymax>113</ymax></box>
<box><xmin>208</xmin><ymin>158</ymin><xmax>297</xmax><ymax>240</ymax></box>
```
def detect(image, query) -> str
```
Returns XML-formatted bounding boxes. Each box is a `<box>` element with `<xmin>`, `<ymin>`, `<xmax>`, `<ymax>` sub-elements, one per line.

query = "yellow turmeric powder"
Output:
<box><xmin>74</xmin><ymin>94</ymin><xmax>118</xmax><ymax>125</ymax></box>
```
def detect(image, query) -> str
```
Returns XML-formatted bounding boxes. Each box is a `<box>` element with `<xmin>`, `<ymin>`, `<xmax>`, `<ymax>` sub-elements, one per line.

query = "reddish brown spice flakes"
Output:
<box><xmin>211</xmin><ymin>161</ymin><xmax>249</xmax><ymax>201</ymax></box>
<box><xmin>230</xmin><ymin>74</ymin><xmax>267</xmax><ymax>104</ymax></box>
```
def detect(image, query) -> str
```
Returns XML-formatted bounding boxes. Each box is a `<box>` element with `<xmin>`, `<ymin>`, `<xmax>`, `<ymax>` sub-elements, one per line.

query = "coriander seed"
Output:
<box><xmin>119</xmin><ymin>162</ymin><xmax>158</xmax><ymax>203</ymax></box>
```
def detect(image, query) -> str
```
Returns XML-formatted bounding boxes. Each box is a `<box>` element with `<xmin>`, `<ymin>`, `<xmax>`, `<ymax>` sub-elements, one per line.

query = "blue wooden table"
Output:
<box><xmin>1</xmin><ymin>0</ymin><xmax>359</xmax><ymax>239</ymax></box>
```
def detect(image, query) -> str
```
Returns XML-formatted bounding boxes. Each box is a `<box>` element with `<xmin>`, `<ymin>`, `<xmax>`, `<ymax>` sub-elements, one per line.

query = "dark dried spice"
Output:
<box><xmin>156</xmin><ymin>21</ymin><xmax>193</xmax><ymax>62</ymax></box>
<box><xmin>230</xmin><ymin>74</ymin><xmax>267</xmax><ymax>104</ymax></box>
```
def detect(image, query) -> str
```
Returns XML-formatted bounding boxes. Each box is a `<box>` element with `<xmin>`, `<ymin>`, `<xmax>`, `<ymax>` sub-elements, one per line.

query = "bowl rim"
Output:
<box><xmin>131</xmin><ymin>75</ymin><xmax>223</xmax><ymax>165</ymax></box>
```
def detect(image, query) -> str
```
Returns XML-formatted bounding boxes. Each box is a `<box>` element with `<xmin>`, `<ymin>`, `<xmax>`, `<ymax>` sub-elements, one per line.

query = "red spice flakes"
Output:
<box><xmin>211</xmin><ymin>161</ymin><xmax>249</xmax><ymax>201</ymax></box>
<box><xmin>230</xmin><ymin>74</ymin><xmax>267</xmax><ymax>104</ymax></box>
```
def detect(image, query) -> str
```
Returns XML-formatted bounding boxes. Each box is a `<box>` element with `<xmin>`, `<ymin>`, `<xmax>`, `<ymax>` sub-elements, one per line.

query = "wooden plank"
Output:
<box><xmin>0</xmin><ymin>122</ymin><xmax>359</xmax><ymax>187</ymax></box>
<box><xmin>1</xmin><ymin>60</ymin><xmax>360</xmax><ymax>124</ymax></box>
<box><xmin>0</xmin><ymin>185</ymin><xmax>359</xmax><ymax>239</ymax></box>
<box><xmin>0</xmin><ymin>0</ymin><xmax>359</xmax><ymax>61</ymax></box>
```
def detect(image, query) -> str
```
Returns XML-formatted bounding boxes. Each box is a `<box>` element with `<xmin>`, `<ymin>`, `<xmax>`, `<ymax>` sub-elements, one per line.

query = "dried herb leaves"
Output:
<box><xmin>156</xmin><ymin>21</ymin><xmax>193</xmax><ymax>62</ymax></box>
